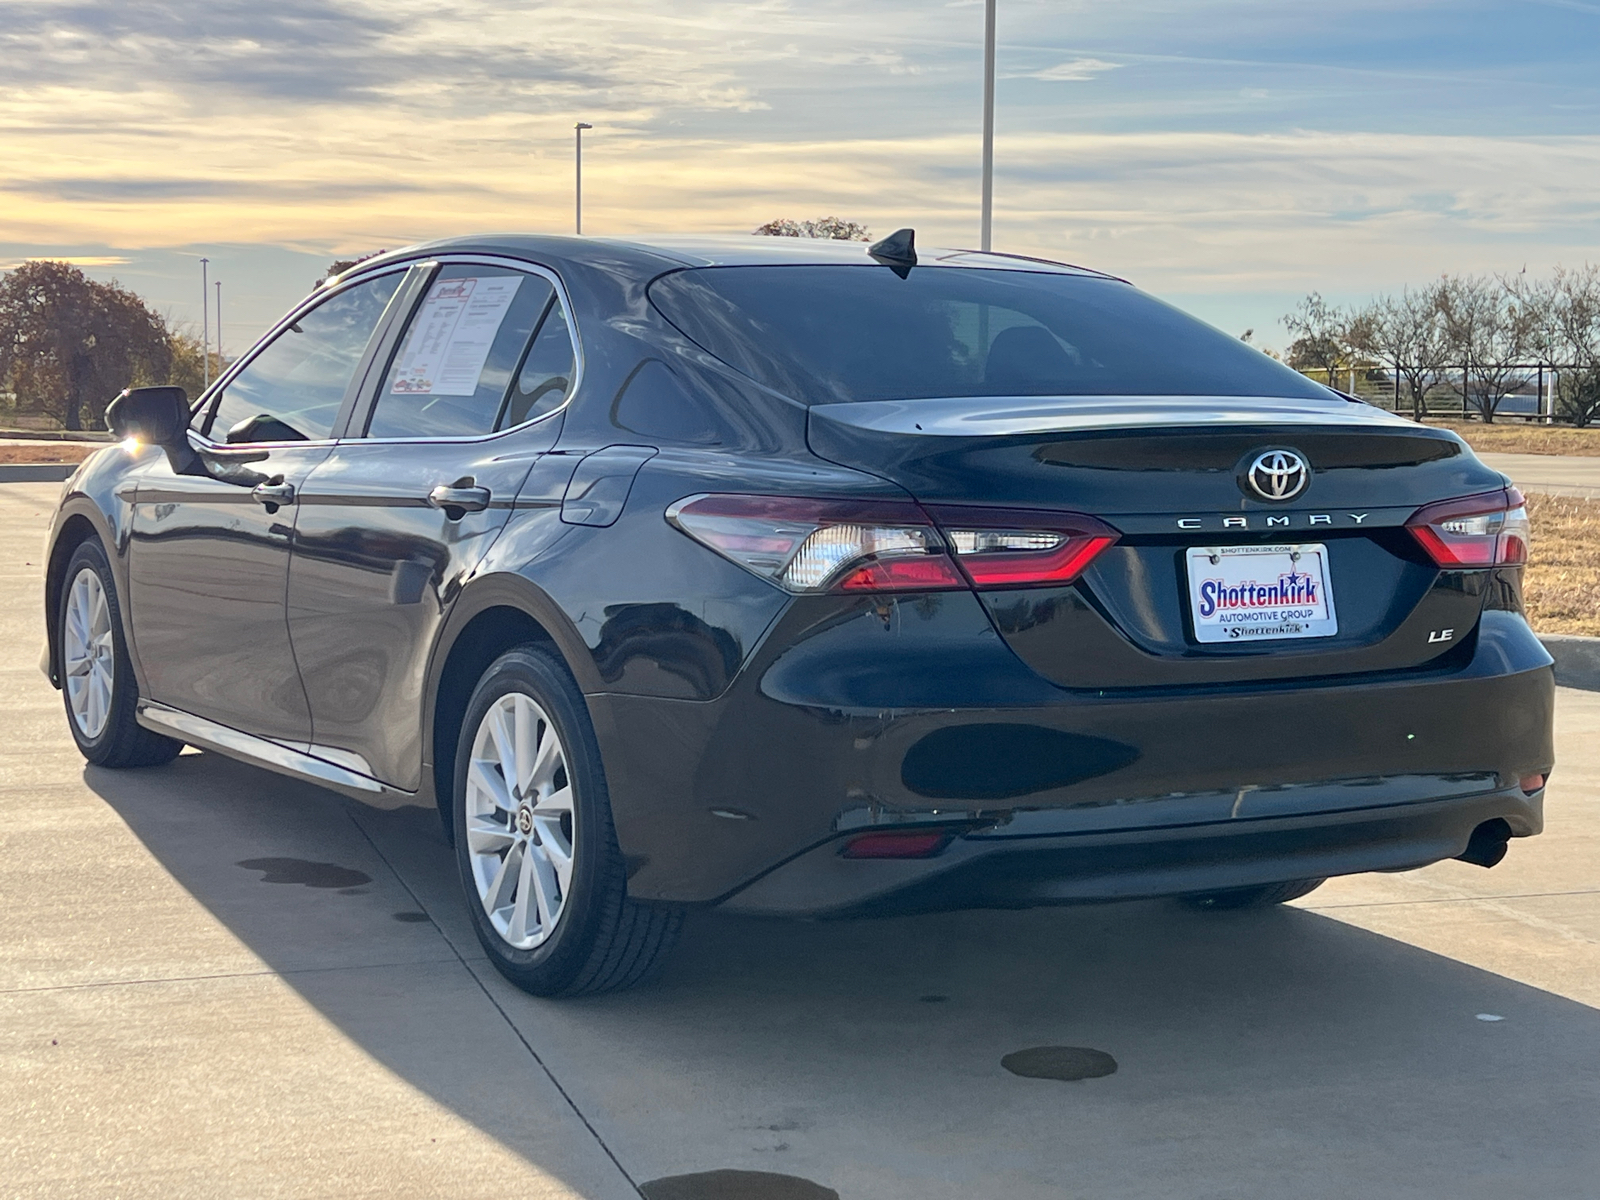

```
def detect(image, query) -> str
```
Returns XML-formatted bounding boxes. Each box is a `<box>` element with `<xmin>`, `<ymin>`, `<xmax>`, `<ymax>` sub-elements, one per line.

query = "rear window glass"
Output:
<box><xmin>648</xmin><ymin>265</ymin><xmax>1330</xmax><ymax>404</ymax></box>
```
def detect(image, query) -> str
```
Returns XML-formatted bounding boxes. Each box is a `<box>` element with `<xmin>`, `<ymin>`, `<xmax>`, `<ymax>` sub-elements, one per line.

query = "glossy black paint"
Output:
<box><xmin>40</xmin><ymin>233</ymin><xmax>1557</xmax><ymax>921</ymax></box>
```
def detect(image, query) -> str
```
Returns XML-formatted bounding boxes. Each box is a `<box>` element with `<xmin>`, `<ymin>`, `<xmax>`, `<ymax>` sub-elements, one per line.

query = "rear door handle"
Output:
<box><xmin>427</xmin><ymin>483</ymin><xmax>491</xmax><ymax>516</ymax></box>
<box><xmin>251</xmin><ymin>480</ymin><xmax>295</xmax><ymax>507</ymax></box>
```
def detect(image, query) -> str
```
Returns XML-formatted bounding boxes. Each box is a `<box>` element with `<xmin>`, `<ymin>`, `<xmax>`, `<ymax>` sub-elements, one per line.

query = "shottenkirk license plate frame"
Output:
<box><xmin>1185</xmin><ymin>543</ymin><xmax>1339</xmax><ymax>644</ymax></box>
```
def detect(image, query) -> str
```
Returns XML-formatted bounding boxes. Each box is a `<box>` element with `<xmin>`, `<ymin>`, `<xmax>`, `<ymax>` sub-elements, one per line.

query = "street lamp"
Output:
<box><xmin>199</xmin><ymin>257</ymin><xmax>211</xmax><ymax>388</ymax></box>
<box><xmin>575</xmin><ymin>123</ymin><xmax>593</xmax><ymax>235</ymax></box>
<box><xmin>980</xmin><ymin>0</ymin><xmax>996</xmax><ymax>252</ymax></box>
<box><xmin>215</xmin><ymin>280</ymin><xmax>223</xmax><ymax>371</ymax></box>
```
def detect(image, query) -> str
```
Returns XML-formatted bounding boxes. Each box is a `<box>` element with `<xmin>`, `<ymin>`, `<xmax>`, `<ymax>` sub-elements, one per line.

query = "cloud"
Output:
<box><xmin>1030</xmin><ymin>58</ymin><xmax>1122</xmax><ymax>83</ymax></box>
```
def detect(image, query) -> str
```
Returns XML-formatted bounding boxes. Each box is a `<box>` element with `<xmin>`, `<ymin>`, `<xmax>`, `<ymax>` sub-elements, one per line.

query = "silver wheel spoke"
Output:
<box><xmin>465</xmin><ymin>688</ymin><xmax>578</xmax><ymax>951</ymax></box>
<box><xmin>468</xmin><ymin>756</ymin><xmax>514</xmax><ymax>813</ymax></box>
<box><xmin>528</xmin><ymin>727</ymin><xmax>561</xmax><ymax>792</ymax></box>
<box><xmin>466</xmin><ymin>813</ymin><xmax>516</xmax><ymax>852</ymax></box>
<box><xmin>508</xmin><ymin>848</ymin><xmax>536</xmax><ymax>943</ymax></box>
<box><xmin>63</xmin><ymin>567</ymin><xmax>113</xmax><ymax>740</ymax></box>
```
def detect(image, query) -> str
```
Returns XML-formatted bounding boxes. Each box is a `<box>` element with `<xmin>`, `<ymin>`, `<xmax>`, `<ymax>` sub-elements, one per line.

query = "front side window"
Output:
<box><xmin>364</xmin><ymin>264</ymin><xmax>573</xmax><ymax>439</ymax></box>
<box><xmin>204</xmin><ymin>272</ymin><xmax>403</xmax><ymax>442</ymax></box>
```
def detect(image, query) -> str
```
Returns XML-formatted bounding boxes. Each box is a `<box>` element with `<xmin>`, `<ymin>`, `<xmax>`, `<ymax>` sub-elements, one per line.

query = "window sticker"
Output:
<box><xmin>389</xmin><ymin>276</ymin><xmax>523</xmax><ymax>396</ymax></box>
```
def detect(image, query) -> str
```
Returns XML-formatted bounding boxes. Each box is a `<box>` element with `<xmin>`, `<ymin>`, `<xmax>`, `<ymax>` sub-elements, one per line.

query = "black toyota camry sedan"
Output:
<box><xmin>43</xmin><ymin>231</ymin><xmax>1554</xmax><ymax>995</ymax></box>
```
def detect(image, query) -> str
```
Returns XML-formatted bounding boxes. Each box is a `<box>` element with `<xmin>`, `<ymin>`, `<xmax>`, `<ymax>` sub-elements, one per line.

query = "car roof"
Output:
<box><xmin>337</xmin><ymin>232</ymin><xmax>1123</xmax><ymax>286</ymax></box>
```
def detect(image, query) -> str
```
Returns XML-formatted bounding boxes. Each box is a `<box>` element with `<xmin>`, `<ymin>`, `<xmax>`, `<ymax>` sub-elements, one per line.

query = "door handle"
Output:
<box><xmin>251</xmin><ymin>479</ymin><xmax>296</xmax><ymax>507</ymax></box>
<box><xmin>427</xmin><ymin>483</ymin><xmax>491</xmax><ymax>516</ymax></box>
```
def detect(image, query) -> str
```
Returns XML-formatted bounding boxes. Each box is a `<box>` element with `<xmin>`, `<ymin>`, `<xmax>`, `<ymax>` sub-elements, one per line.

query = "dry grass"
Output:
<box><xmin>1423</xmin><ymin>420</ymin><xmax>1600</xmax><ymax>457</ymax></box>
<box><xmin>1523</xmin><ymin>493</ymin><xmax>1600</xmax><ymax>637</ymax></box>
<box><xmin>0</xmin><ymin>443</ymin><xmax>99</xmax><ymax>464</ymax></box>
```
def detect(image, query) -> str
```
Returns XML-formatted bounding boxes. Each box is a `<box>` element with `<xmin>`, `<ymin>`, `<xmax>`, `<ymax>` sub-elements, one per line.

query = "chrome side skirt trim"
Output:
<box><xmin>136</xmin><ymin>701</ymin><xmax>398</xmax><ymax>796</ymax></box>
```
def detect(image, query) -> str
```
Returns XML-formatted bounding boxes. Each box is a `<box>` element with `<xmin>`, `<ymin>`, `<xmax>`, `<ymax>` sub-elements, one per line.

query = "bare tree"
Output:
<box><xmin>754</xmin><ymin>217</ymin><xmax>871</xmax><ymax>241</ymax></box>
<box><xmin>318</xmin><ymin>251</ymin><xmax>387</xmax><ymax>288</ymax></box>
<box><xmin>1282</xmin><ymin>293</ymin><xmax>1350</xmax><ymax>388</ymax></box>
<box><xmin>1346</xmin><ymin>284</ymin><xmax>1451</xmax><ymax>420</ymax></box>
<box><xmin>1436</xmin><ymin>273</ymin><xmax>1540</xmax><ymax>423</ymax></box>
<box><xmin>1542</xmin><ymin>265</ymin><xmax>1600</xmax><ymax>425</ymax></box>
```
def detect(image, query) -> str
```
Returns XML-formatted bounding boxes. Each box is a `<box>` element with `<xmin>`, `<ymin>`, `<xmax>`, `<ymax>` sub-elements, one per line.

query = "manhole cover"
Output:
<box><xmin>1001</xmin><ymin>1045</ymin><xmax>1118</xmax><ymax>1081</ymax></box>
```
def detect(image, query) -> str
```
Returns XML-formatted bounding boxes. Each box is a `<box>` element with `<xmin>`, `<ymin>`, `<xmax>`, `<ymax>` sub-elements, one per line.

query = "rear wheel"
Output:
<box><xmin>1180</xmin><ymin>878</ymin><xmax>1325</xmax><ymax>911</ymax></box>
<box><xmin>452</xmin><ymin>645</ymin><xmax>682</xmax><ymax>996</ymax></box>
<box><xmin>57</xmin><ymin>539</ymin><xmax>183</xmax><ymax>769</ymax></box>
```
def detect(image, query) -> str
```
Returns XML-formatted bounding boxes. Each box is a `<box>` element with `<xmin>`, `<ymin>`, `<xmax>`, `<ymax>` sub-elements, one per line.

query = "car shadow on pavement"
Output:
<box><xmin>85</xmin><ymin>748</ymin><xmax>1600</xmax><ymax>1199</ymax></box>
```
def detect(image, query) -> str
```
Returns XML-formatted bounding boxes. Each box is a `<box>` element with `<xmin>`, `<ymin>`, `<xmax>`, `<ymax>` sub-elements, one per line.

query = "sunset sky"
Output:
<box><xmin>3</xmin><ymin>0</ymin><xmax>1597</xmax><ymax>353</ymax></box>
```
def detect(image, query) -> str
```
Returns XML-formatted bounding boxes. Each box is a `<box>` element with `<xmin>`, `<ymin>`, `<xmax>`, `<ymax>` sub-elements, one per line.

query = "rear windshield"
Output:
<box><xmin>649</xmin><ymin>265</ymin><xmax>1331</xmax><ymax>405</ymax></box>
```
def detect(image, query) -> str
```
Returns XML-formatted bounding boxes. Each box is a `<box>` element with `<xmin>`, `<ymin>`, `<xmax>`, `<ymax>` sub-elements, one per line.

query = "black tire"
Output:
<box><xmin>452</xmin><ymin>644</ymin><xmax>682</xmax><ymax>996</ymax></box>
<box><xmin>57</xmin><ymin>538</ymin><xmax>183</xmax><ymax>769</ymax></box>
<box><xmin>1180</xmin><ymin>878</ymin><xmax>1326</xmax><ymax>911</ymax></box>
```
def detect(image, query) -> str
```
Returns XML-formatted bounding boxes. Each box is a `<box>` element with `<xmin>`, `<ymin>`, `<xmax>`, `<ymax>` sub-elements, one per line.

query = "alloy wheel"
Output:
<box><xmin>464</xmin><ymin>691</ymin><xmax>576</xmax><ymax>950</ymax></box>
<box><xmin>63</xmin><ymin>566</ymin><xmax>115</xmax><ymax>740</ymax></box>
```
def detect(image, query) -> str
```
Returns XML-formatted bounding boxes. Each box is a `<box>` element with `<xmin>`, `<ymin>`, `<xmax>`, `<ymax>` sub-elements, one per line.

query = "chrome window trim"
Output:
<box><xmin>343</xmin><ymin>253</ymin><xmax>584</xmax><ymax>447</ymax></box>
<box><xmin>187</xmin><ymin>265</ymin><xmax>416</xmax><ymax>451</ymax></box>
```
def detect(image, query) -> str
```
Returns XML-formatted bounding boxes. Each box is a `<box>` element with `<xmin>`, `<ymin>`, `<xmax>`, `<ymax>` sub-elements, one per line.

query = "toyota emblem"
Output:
<box><xmin>1245</xmin><ymin>449</ymin><xmax>1309</xmax><ymax>501</ymax></box>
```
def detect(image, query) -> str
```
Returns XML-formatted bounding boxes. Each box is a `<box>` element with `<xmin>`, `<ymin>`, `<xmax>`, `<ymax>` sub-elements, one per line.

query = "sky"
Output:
<box><xmin>1</xmin><ymin>0</ymin><xmax>1598</xmax><ymax>354</ymax></box>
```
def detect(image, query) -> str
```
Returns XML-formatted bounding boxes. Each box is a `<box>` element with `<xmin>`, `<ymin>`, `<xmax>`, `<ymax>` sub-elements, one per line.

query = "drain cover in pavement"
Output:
<box><xmin>639</xmin><ymin>1170</ymin><xmax>838</xmax><ymax>1200</ymax></box>
<box><xmin>1002</xmin><ymin>1045</ymin><xmax>1118</xmax><ymax>1081</ymax></box>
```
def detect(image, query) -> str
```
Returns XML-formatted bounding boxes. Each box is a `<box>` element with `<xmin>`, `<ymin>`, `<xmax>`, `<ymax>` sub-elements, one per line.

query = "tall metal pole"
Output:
<box><xmin>980</xmin><ymin>0</ymin><xmax>996</xmax><ymax>251</ymax></box>
<box><xmin>575</xmin><ymin>122</ymin><xmax>592</xmax><ymax>234</ymax></box>
<box><xmin>215</xmin><ymin>280</ymin><xmax>223</xmax><ymax>371</ymax></box>
<box><xmin>200</xmin><ymin>257</ymin><xmax>210</xmax><ymax>389</ymax></box>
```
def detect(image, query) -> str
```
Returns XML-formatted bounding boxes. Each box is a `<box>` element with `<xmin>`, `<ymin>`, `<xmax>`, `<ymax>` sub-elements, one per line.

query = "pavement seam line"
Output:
<box><xmin>342</xmin><ymin>806</ymin><xmax>645</xmax><ymax>1198</ymax></box>
<box><xmin>0</xmin><ymin>956</ymin><xmax>467</xmax><ymax>996</ymax></box>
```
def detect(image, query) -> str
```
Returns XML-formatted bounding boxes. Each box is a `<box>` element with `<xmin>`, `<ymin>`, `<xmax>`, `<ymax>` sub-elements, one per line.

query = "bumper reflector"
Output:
<box><xmin>1520</xmin><ymin>773</ymin><xmax>1546</xmax><ymax>795</ymax></box>
<box><xmin>840</xmin><ymin>830</ymin><xmax>952</xmax><ymax>859</ymax></box>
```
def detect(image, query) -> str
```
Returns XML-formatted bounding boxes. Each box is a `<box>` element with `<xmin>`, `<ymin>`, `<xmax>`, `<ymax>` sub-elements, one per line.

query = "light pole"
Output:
<box><xmin>200</xmin><ymin>257</ymin><xmax>211</xmax><ymax>388</ymax></box>
<box><xmin>980</xmin><ymin>0</ymin><xmax>996</xmax><ymax>252</ymax></box>
<box><xmin>215</xmin><ymin>280</ymin><xmax>223</xmax><ymax>371</ymax></box>
<box><xmin>575</xmin><ymin>122</ymin><xmax>593</xmax><ymax>235</ymax></box>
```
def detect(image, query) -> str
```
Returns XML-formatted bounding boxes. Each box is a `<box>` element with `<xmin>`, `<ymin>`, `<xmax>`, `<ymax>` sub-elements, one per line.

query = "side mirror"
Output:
<box><xmin>105</xmin><ymin>386</ymin><xmax>199</xmax><ymax>474</ymax></box>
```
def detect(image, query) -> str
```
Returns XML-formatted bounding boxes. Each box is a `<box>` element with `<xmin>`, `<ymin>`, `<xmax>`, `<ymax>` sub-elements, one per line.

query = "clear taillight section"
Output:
<box><xmin>665</xmin><ymin>495</ymin><xmax>962</xmax><ymax>593</ymax></box>
<box><xmin>1407</xmin><ymin>488</ymin><xmax>1530</xmax><ymax>567</ymax></box>
<box><xmin>928</xmin><ymin>505</ymin><xmax>1120</xmax><ymax>588</ymax></box>
<box><xmin>666</xmin><ymin>495</ymin><xmax>1119</xmax><ymax>594</ymax></box>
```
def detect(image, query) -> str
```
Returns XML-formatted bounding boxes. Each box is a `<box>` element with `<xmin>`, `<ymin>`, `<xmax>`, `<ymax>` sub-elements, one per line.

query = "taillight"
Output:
<box><xmin>1407</xmin><ymin>488</ymin><xmax>1530</xmax><ymax>567</ymax></box>
<box><xmin>928</xmin><ymin>505</ymin><xmax>1119</xmax><ymax>588</ymax></box>
<box><xmin>665</xmin><ymin>494</ymin><xmax>964</xmax><ymax>593</ymax></box>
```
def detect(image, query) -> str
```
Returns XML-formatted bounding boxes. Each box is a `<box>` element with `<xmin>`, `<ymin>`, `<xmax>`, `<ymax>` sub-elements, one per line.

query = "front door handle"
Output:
<box><xmin>251</xmin><ymin>479</ymin><xmax>295</xmax><ymax>508</ymax></box>
<box><xmin>427</xmin><ymin>483</ymin><xmax>491</xmax><ymax>517</ymax></box>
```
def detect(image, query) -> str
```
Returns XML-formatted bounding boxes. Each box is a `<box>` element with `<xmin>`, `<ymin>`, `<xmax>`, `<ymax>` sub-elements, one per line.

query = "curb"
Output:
<box><xmin>0</xmin><ymin>464</ymin><xmax>76</xmax><ymax>483</ymax></box>
<box><xmin>1540</xmin><ymin>634</ymin><xmax>1600</xmax><ymax>692</ymax></box>
<box><xmin>0</xmin><ymin>429</ymin><xmax>112</xmax><ymax>443</ymax></box>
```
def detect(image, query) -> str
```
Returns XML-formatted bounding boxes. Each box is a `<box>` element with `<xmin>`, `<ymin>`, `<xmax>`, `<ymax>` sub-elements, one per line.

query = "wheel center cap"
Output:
<box><xmin>516</xmin><ymin>805</ymin><xmax>534</xmax><ymax>835</ymax></box>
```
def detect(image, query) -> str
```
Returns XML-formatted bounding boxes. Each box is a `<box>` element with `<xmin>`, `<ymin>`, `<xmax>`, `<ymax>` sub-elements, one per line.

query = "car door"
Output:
<box><xmin>127</xmin><ymin>270</ymin><xmax>408</xmax><ymax>744</ymax></box>
<box><xmin>286</xmin><ymin>258</ymin><xmax>579</xmax><ymax>789</ymax></box>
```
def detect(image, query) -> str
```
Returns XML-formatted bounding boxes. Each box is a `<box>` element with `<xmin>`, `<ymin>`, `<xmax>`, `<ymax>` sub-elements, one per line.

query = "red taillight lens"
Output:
<box><xmin>1407</xmin><ymin>488</ymin><xmax>1530</xmax><ymax>568</ymax></box>
<box><xmin>928</xmin><ymin>506</ymin><xmax>1119</xmax><ymax>589</ymax></box>
<box><xmin>840</xmin><ymin>829</ymin><xmax>952</xmax><ymax>859</ymax></box>
<box><xmin>666</xmin><ymin>494</ymin><xmax>964</xmax><ymax>594</ymax></box>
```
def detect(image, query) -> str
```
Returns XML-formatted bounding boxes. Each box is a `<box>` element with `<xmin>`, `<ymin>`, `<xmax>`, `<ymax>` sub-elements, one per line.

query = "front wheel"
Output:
<box><xmin>57</xmin><ymin>538</ymin><xmax>183</xmax><ymax>769</ymax></box>
<box><xmin>452</xmin><ymin>645</ymin><xmax>682</xmax><ymax>996</ymax></box>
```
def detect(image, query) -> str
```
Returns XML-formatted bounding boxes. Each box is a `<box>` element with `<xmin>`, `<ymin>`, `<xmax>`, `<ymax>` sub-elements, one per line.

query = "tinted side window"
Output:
<box><xmin>365</xmin><ymin>265</ymin><xmax>558</xmax><ymax>439</ymax></box>
<box><xmin>502</xmin><ymin>301</ymin><xmax>576</xmax><ymax>428</ymax></box>
<box><xmin>205</xmin><ymin>273</ymin><xmax>402</xmax><ymax>442</ymax></box>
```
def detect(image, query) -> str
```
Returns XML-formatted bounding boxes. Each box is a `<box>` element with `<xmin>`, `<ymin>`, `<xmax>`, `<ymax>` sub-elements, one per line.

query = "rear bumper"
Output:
<box><xmin>588</xmin><ymin>599</ymin><xmax>1555</xmax><ymax>909</ymax></box>
<box><xmin>720</xmin><ymin>783</ymin><xmax>1543</xmax><ymax>917</ymax></box>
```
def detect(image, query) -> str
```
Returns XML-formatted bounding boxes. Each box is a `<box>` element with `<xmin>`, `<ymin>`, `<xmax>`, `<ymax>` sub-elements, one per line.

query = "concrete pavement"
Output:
<box><xmin>1479</xmin><ymin>451</ymin><xmax>1600</xmax><ymax>499</ymax></box>
<box><xmin>2</xmin><ymin>480</ymin><xmax>1597</xmax><ymax>1199</ymax></box>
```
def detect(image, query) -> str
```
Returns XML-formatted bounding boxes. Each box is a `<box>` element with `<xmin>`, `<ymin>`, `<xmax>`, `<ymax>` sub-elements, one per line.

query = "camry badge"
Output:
<box><xmin>1246</xmin><ymin>450</ymin><xmax>1309</xmax><ymax>501</ymax></box>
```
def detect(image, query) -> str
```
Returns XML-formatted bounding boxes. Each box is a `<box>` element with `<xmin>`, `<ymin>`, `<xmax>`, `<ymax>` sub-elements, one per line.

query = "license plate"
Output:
<box><xmin>1185</xmin><ymin>543</ymin><xmax>1338</xmax><ymax>643</ymax></box>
